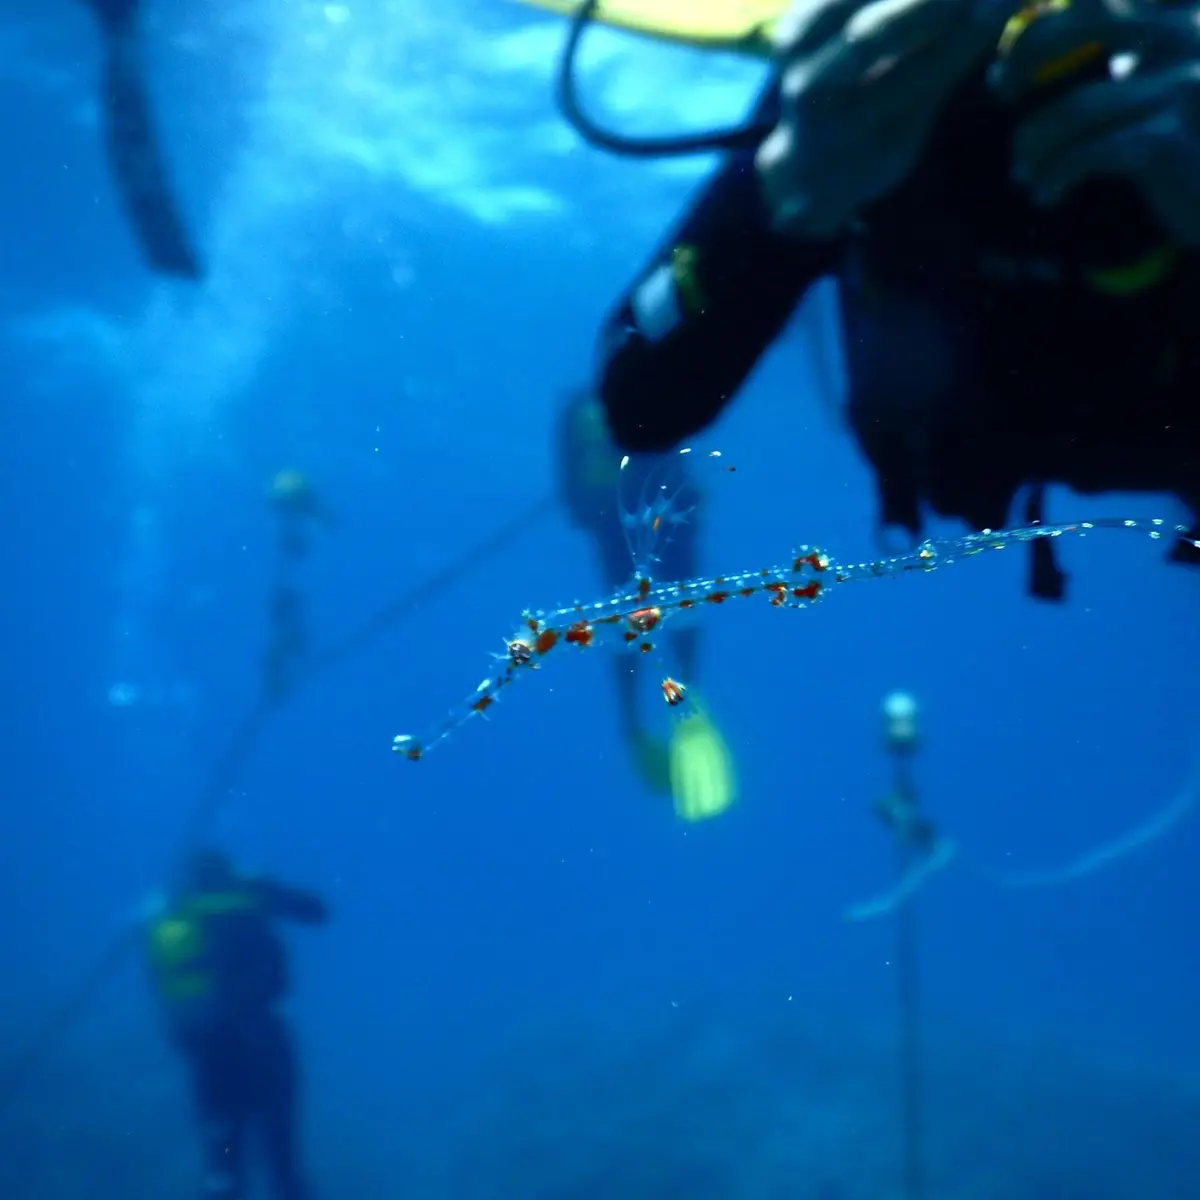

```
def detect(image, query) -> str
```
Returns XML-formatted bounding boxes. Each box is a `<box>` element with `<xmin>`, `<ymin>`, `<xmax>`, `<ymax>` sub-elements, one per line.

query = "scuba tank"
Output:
<box><xmin>147</xmin><ymin>906</ymin><xmax>214</xmax><ymax>1007</ymax></box>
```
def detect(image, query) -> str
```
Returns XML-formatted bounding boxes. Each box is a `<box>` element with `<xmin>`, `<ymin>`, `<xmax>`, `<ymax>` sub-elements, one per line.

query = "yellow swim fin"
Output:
<box><xmin>513</xmin><ymin>0</ymin><xmax>784</xmax><ymax>56</ymax></box>
<box><xmin>668</xmin><ymin>698</ymin><xmax>738</xmax><ymax>822</ymax></box>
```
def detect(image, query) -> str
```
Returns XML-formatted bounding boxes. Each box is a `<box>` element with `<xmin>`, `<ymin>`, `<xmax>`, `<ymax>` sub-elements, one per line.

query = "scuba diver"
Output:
<box><xmin>262</xmin><ymin>471</ymin><xmax>337</xmax><ymax>702</ymax></box>
<box><xmin>580</xmin><ymin>0</ymin><xmax>1200</xmax><ymax>600</ymax></box>
<box><xmin>145</xmin><ymin>849</ymin><xmax>328</xmax><ymax>1200</ymax></box>
<box><xmin>845</xmin><ymin>690</ymin><xmax>956</xmax><ymax>922</ymax></box>
<box><xmin>266</xmin><ymin>472</ymin><xmax>337</xmax><ymax>561</ymax></box>
<box><xmin>76</xmin><ymin>0</ymin><xmax>203</xmax><ymax>279</ymax></box>
<box><xmin>555</xmin><ymin>389</ymin><xmax>737</xmax><ymax>820</ymax></box>
<box><xmin>874</xmin><ymin>691</ymin><xmax>938</xmax><ymax>857</ymax></box>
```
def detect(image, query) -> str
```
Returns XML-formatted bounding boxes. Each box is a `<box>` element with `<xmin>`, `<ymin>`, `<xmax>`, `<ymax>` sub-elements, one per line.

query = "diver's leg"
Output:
<box><xmin>611</xmin><ymin>654</ymin><xmax>643</xmax><ymax>744</ymax></box>
<box><xmin>668</xmin><ymin>625</ymin><xmax>700</xmax><ymax>688</ymax></box>
<box><xmin>187</xmin><ymin>1037</ymin><xmax>246</xmax><ymax>1200</ymax></box>
<box><xmin>255</xmin><ymin>1015</ymin><xmax>311</xmax><ymax>1200</ymax></box>
<box><xmin>595</xmin><ymin>531</ymin><xmax>648</xmax><ymax>749</ymax></box>
<box><xmin>655</xmin><ymin>494</ymin><xmax>701</xmax><ymax>688</ymax></box>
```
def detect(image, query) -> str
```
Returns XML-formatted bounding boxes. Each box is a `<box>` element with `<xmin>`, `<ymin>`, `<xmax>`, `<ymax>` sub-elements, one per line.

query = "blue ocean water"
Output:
<box><xmin>0</xmin><ymin>1</ymin><xmax>1197</xmax><ymax>1196</ymax></box>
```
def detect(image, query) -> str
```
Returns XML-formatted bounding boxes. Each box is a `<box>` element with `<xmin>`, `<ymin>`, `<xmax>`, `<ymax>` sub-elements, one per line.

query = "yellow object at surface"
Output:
<box><xmin>514</xmin><ymin>0</ymin><xmax>785</xmax><ymax>53</ymax></box>
<box><xmin>669</xmin><ymin>704</ymin><xmax>738</xmax><ymax>822</ymax></box>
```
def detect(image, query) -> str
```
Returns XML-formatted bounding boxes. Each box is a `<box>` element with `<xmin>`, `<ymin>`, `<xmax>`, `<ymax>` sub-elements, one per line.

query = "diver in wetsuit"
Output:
<box><xmin>555</xmin><ymin>390</ymin><xmax>736</xmax><ymax>820</ymax></box>
<box><xmin>76</xmin><ymin>0</ymin><xmax>203</xmax><ymax>279</ymax></box>
<box><xmin>596</xmin><ymin>0</ymin><xmax>1200</xmax><ymax>599</ymax></box>
<box><xmin>146</xmin><ymin>849</ymin><xmax>327</xmax><ymax>1200</ymax></box>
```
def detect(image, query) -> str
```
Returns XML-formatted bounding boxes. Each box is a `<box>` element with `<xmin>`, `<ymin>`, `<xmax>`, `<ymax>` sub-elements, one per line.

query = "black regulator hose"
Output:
<box><xmin>555</xmin><ymin>0</ymin><xmax>777</xmax><ymax>157</ymax></box>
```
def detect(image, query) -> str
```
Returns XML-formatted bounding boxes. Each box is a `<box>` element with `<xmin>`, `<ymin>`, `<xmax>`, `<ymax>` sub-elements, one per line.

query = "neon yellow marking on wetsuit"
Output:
<box><xmin>1086</xmin><ymin>244</ymin><xmax>1180</xmax><ymax>295</ymax></box>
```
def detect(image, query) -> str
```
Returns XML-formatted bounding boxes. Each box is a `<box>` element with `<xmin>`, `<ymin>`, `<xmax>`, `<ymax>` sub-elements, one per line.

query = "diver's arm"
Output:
<box><xmin>598</xmin><ymin>150</ymin><xmax>843</xmax><ymax>453</ymax></box>
<box><xmin>254</xmin><ymin>879</ymin><xmax>331</xmax><ymax>925</ymax></box>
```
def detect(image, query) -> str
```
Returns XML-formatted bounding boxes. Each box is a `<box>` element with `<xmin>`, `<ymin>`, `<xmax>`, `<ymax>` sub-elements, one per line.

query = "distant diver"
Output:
<box><xmin>146</xmin><ymin>849</ymin><xmax>328</xmax><ymax>1200</ymax></box>
<box><xmin>260</xmin><ymin>470</ymin><xmax>340</xmax><ymax>702</ymax></box>
<box><xmin>267</xmin><ymin>471</ymin><xmax>337</xmax><ymax>561</ymax></box>
<box><xmin>77</xmin><ymin>0</ymin><xmax>203</xmax><ymax>279</ymax></box>
<box><xmin>843</xmin><ymin>688</ymin><xmax>1200</xmax><ymax>917</ymax></box>
<box><xmin>845</xmin><ymin>691</ymin><xmax>957</xmax><ymax>923</ymax></box>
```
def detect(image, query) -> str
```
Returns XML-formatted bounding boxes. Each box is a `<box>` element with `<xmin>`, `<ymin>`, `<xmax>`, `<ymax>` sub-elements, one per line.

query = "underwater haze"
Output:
<box><xmin>1</xmin><ymin>1</ymin><xmax>1198</xmax><ymax>1197</ymax></box>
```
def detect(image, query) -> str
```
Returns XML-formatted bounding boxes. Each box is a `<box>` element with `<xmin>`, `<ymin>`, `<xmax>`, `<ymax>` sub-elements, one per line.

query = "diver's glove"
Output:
<box><xmin>756</xmin><ymin>0</ymin><xmax>1012</xmax><ymax>238</ymax></box>
<box><xmin>991</xmin><ymin>0</ymin><xmax>1200</xmax><ymax>247</ymax></box>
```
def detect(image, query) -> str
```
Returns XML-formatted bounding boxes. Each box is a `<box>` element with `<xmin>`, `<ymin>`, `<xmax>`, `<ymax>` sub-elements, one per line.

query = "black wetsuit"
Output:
<box><xmin>79</xmin><ymin>0</ymin><xmax>203</xmax><ymax>278</ymax></box>
<box><xmin>148</xmin><ymin>877</ymin><xmax>327</xmax><ymax>1200</ymax></box>
<box><xmin>597</xmin><ymin>73</ymin><xmax>1200</xmax><ymax>596</ymax></box>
